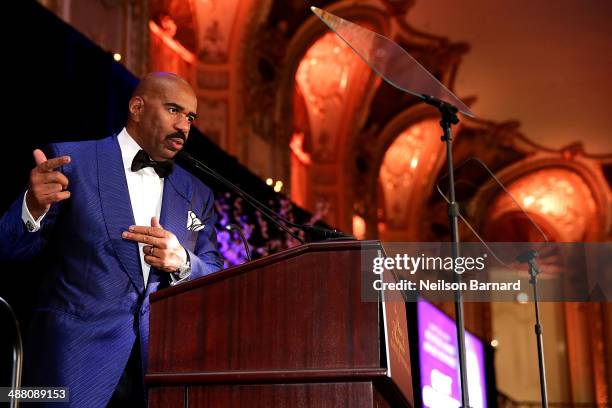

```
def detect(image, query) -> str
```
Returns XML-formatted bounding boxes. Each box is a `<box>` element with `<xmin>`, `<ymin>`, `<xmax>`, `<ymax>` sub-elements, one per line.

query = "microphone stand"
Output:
<box><xmin>518</xmin><ymin>250</ymin><xmax>549</xmax><ymax>408</ymax></box>
<box><xmin>422</xmin><ymin>94</ymin><xmax>471</xmax><ymax>408</ymax></box>
<box><xmin>177</xmin><ymin>151</ymin><xmax>354</xmax><ymax>244</ymax></box>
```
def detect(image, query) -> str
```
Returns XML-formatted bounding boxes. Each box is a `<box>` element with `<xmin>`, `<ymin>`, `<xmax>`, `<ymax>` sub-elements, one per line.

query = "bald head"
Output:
<box><xmin>131</xmin><ymin>72</ymin><xmax>195</xmax><ymax>101</ymax></box>
<box><xmin>126</xmin><ymin>72</ymin><xmax>198</xmax><ymax>162</ymax></box>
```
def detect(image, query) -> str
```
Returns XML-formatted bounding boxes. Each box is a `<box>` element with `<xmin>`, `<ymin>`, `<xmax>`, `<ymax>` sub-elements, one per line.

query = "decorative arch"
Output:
<box><xmin>471</xmin><ymin>156</ymin><xmax>610</xmax><ymax>242</ymax></box>
<box><xmin>356</xmin><ymin>103</ymin><xmax>453</xmax><ymax>240</ymax></box>
<box><xmin>479</xmin><ymin>157</ymin><xmax>611</xmax><ymax>407</ymax></box>
<box><xmin>273</xmin><ymin>2</ymin><xmax>391</xmax><ymax>229</ymax></box>
<box><xmin>237</xmin><ymin>0</ymin><xmax>469</xmax><ymax>232</ymax></box>
<box><xmin>276</xmin><ymin>2</ymin><xmax>391</xmax><ymax>148</ymax></box>
<box><xmin>377</xmin><ymin>117</ymin><xmax>450</xmax><ymax>240</ymax></box>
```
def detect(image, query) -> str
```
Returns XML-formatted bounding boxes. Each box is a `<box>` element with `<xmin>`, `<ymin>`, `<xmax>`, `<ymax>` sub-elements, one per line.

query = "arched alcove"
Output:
<box><xmin>377</xmin><ymin>118</ymin><xmax>447</xmax><ymax>240</ymax></box>
<box><xmin>480</xmin><ymin>161</ymin><xmax>608</xmax><ymax>404</ymax></box>
<box><xmin>277</xmin><ymin>3</ymin><xmax>390</xmax><ymax>229</ymax></box>
<box><xmin>486</xmin><ymin>168</ymin><xmax>598</xmax><ymax>242</ymax></box>
<box><xmin>289</xmin><ymin>31</ymin><xmax>373</xmax><ymax>222</ymax></box>
<box><xmin>472</xmin><ymin>157</ymin><xmax>610</xmax><ymax>242</ymax></box>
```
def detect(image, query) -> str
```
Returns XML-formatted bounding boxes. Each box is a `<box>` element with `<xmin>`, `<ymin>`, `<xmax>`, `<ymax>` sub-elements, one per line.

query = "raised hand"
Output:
<box><xmin>122</xmin><ymin>216</ymin><xmax>188</xmax><ymax>273</ymax></box>
<box><xmin>26</xmin><ymin>149</ymin><xmax>71</xmax><ymax>220</ymax></box>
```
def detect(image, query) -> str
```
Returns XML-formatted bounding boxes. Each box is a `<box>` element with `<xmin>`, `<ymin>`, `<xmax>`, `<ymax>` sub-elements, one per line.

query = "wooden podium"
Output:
<box><xmin>146</xmin><ymin>240</ymin><xmax>413</xmax><ymax>407</ymax></box>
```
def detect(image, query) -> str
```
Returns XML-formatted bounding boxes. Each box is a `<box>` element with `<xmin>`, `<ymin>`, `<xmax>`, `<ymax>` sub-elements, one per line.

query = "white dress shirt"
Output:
<box><xmin>117</xmin><ymin>128</ymin><xmax>164</xmax><ymax>286</ymax></box>
<box><xmin>22</xmin><ymin>128</ymin><xmax>164</xmax><ymax>286</ymax></box>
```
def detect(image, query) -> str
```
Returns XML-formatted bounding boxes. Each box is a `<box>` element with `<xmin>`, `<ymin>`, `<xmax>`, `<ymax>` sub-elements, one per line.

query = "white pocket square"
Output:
<box><xmin>187</xmin><ymin>210</ymin><xmax>205</xmax><ymax>231</ymax></box>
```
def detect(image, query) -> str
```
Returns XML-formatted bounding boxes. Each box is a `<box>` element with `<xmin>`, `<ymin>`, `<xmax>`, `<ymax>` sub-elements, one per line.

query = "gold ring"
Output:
<box><xmin>151</xmin><ymin>247</ymin><xmax>155</xmax><ymax>257</ymax></box>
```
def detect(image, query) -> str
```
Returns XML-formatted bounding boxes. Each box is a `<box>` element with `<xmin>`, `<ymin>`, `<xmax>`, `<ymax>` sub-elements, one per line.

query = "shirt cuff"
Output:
<box><xmin>21</xmin><ymin>191</ymin><xmax>47</xmax><ymax>232</ymax></box>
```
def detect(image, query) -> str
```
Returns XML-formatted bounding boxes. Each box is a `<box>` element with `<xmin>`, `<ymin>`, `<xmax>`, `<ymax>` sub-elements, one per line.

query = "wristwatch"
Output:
<box><xmin>175</xmin><ymin>259</ymin><xmax>191</xmax><ymax>280</ymax></box>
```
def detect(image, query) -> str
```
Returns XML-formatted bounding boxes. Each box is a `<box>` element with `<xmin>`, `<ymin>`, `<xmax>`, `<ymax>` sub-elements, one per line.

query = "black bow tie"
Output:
<box><xmin>130</xmin><ymin>150</ymin><xmax>174</xmax><ymax>178</ymax></box>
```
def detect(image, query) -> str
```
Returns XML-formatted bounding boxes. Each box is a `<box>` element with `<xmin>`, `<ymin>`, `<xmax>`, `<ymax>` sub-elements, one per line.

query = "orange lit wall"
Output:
<box><xmin>490</xmin><ymin>168</ymin><xmax>597</xmax><ymax>241</ymax></box>
<box><xmin>292</xmin><ymin>31</ymin><xmax>372</xmax><ymax>228</ymax></box>
<box><xmin>378</xmin><ymin>119</ymin><xmax>446</xmax><ymax>240</ymax></box>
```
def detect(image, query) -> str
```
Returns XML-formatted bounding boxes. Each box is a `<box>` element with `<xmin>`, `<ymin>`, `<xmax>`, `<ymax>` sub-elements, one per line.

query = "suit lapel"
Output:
<box><xmin>159</xmin><ymin>169</ymin><xmax>192</xmax><ymax>249</ymax></box>
<box><xmin>97</xmin><ymin>135</ymin><xmax>145</xmax><ymax>294</ymax></box>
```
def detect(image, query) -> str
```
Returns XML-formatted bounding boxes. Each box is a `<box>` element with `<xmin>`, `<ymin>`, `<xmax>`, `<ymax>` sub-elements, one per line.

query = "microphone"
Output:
<box><xmin>516</xmin><ymin>249</ymin><xmax>540</xmax><ymax>279</ymax></box>
<box><xmin>225</xmin><ymin>223</ymin><xmax>251</xmax><ymax>261</ymax></box>
<box><xmin>177</xmin><ymin>150</ymin><xmax>355</xmax><ymax>243</ymax></box>
<box><xmin>298</xmin><ymin>224</ymin><xmax>354</xmax><ymax>241</ymax></box>
<box><xmin>516</xmin><ymin>249</ymin><xmax>538</xmax><ymax>263</ymax></box>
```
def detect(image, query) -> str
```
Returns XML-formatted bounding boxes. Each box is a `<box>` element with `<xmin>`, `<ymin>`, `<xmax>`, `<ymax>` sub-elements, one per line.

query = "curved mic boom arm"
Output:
<box><xmin>177</xmin><ymin>151</ymin><xmax>354</xmax><ymax>243</ymax></box>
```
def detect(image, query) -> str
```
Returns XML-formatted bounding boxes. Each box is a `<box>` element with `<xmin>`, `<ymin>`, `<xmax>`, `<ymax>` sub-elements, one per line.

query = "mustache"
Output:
<box><xmin>166</xmin><ymin>131</ymin><xmax>187</xmax><ymax>142</ymax></box>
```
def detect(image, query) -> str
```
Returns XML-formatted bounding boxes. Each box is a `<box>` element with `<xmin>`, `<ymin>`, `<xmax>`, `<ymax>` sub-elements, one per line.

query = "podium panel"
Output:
<box><xmin>147</xmin><ymin>241</ymin><xmax>413</xmax><ymax>407</ymax></box>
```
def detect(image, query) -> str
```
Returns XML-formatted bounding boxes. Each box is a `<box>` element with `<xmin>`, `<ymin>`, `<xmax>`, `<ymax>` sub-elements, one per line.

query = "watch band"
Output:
<box><xmin>176</xmin><ymin>260</ymin><xmax>191</xmax><ymax>280</ymax></box>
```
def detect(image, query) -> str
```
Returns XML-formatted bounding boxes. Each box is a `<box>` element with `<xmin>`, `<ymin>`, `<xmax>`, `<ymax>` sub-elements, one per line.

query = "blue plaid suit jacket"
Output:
<box><xmin>0</xmin><ymin>134</ymin><xmax>223</xmax><ymax>407</ymax></box>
